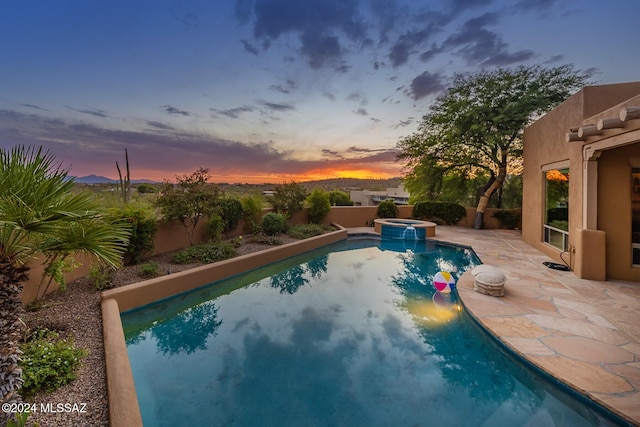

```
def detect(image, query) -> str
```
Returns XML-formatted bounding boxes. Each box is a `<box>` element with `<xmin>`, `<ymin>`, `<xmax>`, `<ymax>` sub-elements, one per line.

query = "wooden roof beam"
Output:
<box><xmin>597</xmin><ymin>117</ymin><xmax>625</xmax><ymax>130</ymax></box>
<box><xmin>620</xmin><ymin>106</ymin><xmax>640</xmax><ymax>121</ymax></box>
<box><xmin>565</xmin><ymin>132</ymin><xmax>583</xmax><ymax>142</ymax></box>
<box><xmin>577</xmin><ymin>125</ymin><xmax>602</xmax><ymax>138</ymax></box>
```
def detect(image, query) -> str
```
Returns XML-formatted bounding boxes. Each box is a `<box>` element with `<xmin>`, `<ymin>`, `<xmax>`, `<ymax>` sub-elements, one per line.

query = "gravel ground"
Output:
<box><xmin>21</xmin><ymin>236</ymin><xmax>298</xmax><ymax>427</ymax></box>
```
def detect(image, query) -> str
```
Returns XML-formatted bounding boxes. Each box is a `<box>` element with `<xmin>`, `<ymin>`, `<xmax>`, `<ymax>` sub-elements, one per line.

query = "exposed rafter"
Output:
<box><xmin>565</xmin><ymin>132</ymin><xmax>583</xmax><ymax>142</ymax></box>
<box><xmin>620</xmin><ymin>106</ymin><xmax>640</xmax><ymax>121</ymax></box>
<box><xmin>567</xmin><ymin>105</ymin><xmax>639</xmax><ymax>142</ymax></box>
<box><xmin>578</xmin><ymin>125</ymin><xmax>602</xmax><ymax>138</ymax></box>
<box><xmin>597</xmin><ymin>117</ymin><xmax>625</xmax><ymax>130</ymax></box>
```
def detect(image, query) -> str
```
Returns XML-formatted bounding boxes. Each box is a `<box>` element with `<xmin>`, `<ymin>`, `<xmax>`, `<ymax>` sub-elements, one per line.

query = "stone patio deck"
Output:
<box><xmin>347</xmin><ymin>226</ymin><xmax>640</xmax><ymax>425</ymax></box>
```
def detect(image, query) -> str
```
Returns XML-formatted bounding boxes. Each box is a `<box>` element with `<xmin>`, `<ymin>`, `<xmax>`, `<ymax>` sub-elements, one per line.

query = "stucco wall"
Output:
<box><xmin>522</xmin><ymin>91</ymin><xmax>585</xmax><ymax>265</ymax></box>
<box><xmin>598</xmin><ymin>143</ymin><xmax>640</xmax><ymax>281</ymax></box>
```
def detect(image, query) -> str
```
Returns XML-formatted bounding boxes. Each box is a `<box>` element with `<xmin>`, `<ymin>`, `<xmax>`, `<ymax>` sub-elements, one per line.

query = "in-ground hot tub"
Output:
<box><xmin>374</xmin><ymin>218</ymin><xmax>436</xmax><ymax>239</ymax></box>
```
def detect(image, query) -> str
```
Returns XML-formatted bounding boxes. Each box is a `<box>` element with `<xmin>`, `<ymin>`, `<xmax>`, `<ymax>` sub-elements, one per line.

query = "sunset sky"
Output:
<box><xmin>1</xmin><ymin>0</ymin><xmax>639</xmax><ymax>183</ymax></box>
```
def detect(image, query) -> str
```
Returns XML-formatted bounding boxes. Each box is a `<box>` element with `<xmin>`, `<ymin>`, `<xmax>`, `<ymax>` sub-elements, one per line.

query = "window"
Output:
<box><xmin>544</xmin><ymin>168</ymin><xmax>569</xmax><ymax>251</ymax></box>
<box><xmin>632</xmin><ymin>168</ymin><xmax>640</xmax><ymax>266</ymax></box>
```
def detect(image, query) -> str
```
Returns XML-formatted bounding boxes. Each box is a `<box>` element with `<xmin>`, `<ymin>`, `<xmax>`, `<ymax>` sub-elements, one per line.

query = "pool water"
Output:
<box><xmin>122</xmin><ymin>238</ymin><xmax>619</xmax><ymax>426</ymax></box>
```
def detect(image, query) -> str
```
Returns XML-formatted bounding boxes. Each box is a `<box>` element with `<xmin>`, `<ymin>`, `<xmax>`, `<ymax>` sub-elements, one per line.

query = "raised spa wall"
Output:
<box><xmin>373</xmin><ymin>218</ymin><xmax>437</xmax><ymax>239</ymax></box>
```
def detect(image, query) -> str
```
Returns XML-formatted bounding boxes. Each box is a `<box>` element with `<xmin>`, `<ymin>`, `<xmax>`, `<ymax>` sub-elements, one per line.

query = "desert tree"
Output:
<box><xmin>397</xmin><ymin>65</ymin><xmax>593</xmax><ymax>228</ymax></box>
<box><xmin>154</xmin><ymin>167</ymin><xmax>220</xmax><ymax>246</ymax></box>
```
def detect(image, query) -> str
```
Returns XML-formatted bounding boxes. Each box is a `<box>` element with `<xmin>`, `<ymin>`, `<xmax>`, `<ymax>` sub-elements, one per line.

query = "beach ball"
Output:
<box><xmin>433</xmin><ymin>271</ymin><xmax>456</xmax><ymax>294</ymax></box>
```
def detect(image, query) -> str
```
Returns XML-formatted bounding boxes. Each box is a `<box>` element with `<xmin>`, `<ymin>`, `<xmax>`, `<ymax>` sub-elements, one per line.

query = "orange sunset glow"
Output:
<box><xmin>93</xmin><ymin>165</ymin><xmax>402</xmax><ymax>184</ymax></box>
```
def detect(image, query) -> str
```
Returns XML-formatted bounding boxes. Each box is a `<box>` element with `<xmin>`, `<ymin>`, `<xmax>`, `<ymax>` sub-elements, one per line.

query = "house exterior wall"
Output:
<box><xmin>522</xmin><ymin>91</ymin><xmax>585</xmax><ymax>265</ymax></box>
<box><xmin>598</xmin><ymin>143</ymin><xmax>640</xmax><ymax>281</ymax></box>
<box><xmin>523</xmin><ymin>82</ymin><xmax>640</xmax><ymax>281</ymax></box>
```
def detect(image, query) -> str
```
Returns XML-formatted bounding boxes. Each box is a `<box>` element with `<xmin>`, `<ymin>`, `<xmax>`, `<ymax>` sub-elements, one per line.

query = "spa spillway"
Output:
<box><xmin>374</xmin><ymin>218</ymin><xmax>436</xmax><ymax>240</ymax></box>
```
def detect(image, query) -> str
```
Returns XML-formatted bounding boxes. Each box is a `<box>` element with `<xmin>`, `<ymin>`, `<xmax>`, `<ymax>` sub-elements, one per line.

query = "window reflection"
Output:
<box><xmin>544</xmin><ymin>168</ymin><xmax>569</xmax><ymax>251</ymax></box>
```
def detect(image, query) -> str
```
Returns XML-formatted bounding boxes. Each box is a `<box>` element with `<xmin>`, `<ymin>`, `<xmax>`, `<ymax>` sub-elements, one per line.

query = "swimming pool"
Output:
<box><xmin>122</xmin><ymin>238</ymin><xmax>620</xmax><ymax>426</ymax></box>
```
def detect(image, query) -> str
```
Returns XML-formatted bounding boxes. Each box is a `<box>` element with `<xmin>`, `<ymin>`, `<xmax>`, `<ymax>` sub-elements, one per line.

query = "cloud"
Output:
<box><xmin>269</xmin><ymin>79</ymin><xmax>297</xmax><ymax>94</ymax></box>
<box><xmin>238</xmin><ymin>0</ymin><xmax>367</xmax><ymax>69</ymax></box>
<box><xmin>212</xmin><ymin>105</ymin><xmax>255</xmax><ymax>119</ymax></box>
<box><xmin>440</xmin><ymin>13</ymin><xmax>535</xmax><ymax>67</ymax></box>
<box><xmin>353</xmin><ymin>108</ymin><xmax>368</xmax><ymax>116</ymax></box>
<box><xmin>388</xmin><ymin>25</ymin><xmax>439</xmax><ymax>68</ymax></box>
<box><xmin>347</xmin><ymin>146</ymin><xmax>389</xmax><ymax>154</ymax></box>
<box><xmin>0</xmin><ymin>109</ymin><xmax>290</xmax><ymax>176</ymax></box>
<box><xmin>241</xmin><ymin>39</ymin><xmax>259</xmax><ymax>55</ymax></box>
<box><xmin>300</xmin><ymin>30</ymin><xmax>343</xmax><ymax>69</ymax></box>
<box><xmin>321</xmin><ymin>148</ymin><xmax>342</xmax><ymax>158</ymax></box>
<box><xmin>407</xmin><ymin>71</ymin><xmax>446</xmax><ymax>101</ymax></box>
<box><xmin>544</xmin><ymin>54</ymin><xmax>564</xmax><ymax>64</ymax></box>
<box><xmin>161</xmin><ymin>105</ymin><xmax>194</xmax><ymax>116</ymax></box>
<box><xmin>393</xmin><ymin>119</ymin><xmax>413</xmax><ymax>128</ymax></box>
<box><xmin>146</xmin><ymin>121</ymin><xmax>175</xmax><ymax>130</ymax></box>
<box><xmin>259</xmin><ymin>101</ymin><xmax>295</xmax><ymax>112</ymax></box>
<box><xmin>0</xmin><ymin>107</ymin><xmax>402</xmax><ymax>181</ymax></box>
<box><xmin>21</xmin><ymin>103</ymin><xmax>47</xmax><ymax>111</ymax></box>
<box><xmin>66</xmin><ymin>106</ymin><xmax>110</xmax><ymax>118</ymax></box>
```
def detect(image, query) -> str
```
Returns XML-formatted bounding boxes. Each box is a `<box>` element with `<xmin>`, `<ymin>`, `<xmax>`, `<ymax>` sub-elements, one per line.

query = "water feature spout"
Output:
<box><xmin>402</xmin><ymin>225</ymin><xmax>417</xmax><ymax>240</ymax></box>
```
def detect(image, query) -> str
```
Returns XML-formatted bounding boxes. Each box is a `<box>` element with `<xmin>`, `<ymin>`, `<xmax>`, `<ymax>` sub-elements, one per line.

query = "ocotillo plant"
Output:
<box><xmin>116</xmin><ymin>148</ymin><xmax>131</xmax><ymax>204</ymax></box>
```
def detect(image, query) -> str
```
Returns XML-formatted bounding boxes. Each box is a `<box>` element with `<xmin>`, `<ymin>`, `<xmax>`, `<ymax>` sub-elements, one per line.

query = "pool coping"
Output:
<box><xmin>101</xmin><ymin>227</ymin><xmax>348</xmax><ymax>427</ymax></box>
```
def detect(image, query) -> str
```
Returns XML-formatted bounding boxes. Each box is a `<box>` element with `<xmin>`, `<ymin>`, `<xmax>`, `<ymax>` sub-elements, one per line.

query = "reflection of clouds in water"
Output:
<box><xmin>130</xmin><ymin>240</ymin><xmax>591</xmax><ymax>426</ymax></box>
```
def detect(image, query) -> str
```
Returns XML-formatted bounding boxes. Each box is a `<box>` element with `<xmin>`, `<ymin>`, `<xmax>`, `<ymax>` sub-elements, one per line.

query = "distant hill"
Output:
<box><xmin>218</xmin><ymin>177</ymin><xmax>403</xmax><ymax>194</ymax></box>
<box><xmin>299</xmin><ymin>177</ymin><xmax>403</xmax><ymax>192</ymax></box>
<box><xmin>72</xmin><ymin>175</ymin><xmax>158</xmax><ymax>184</ymax></box>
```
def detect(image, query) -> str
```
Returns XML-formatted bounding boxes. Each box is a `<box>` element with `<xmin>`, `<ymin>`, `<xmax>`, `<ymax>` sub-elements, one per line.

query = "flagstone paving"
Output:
<box><xmin>347</xmin><ymin>226</ymin><xmax>640</xmax><ymax>425</ymax></box>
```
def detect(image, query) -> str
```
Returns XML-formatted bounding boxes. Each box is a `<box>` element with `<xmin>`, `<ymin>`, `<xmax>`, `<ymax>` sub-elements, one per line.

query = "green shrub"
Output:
<box><xmin>241</xmin><ymin>194</ymin><xmax>264</xmax><ymax>233</ymax></box>
<box><xmin>493</xmin><ymin>210</ymin><xmax>521</xmax><ymax>229</ymax></box>
<box><xmin>329</xmin><ymin>190</ymin><xmax>354</xmax><ymax>206</ymax></box>
<box><xmin>547</xmin><ymin>207</ymin><xmax>568</xmax><ymax>222</ymax></box>
<box><xmin>5</xmin><ymin>410</ymin><xmax>31</xmax><ymax>427</ymax></box>
<box><xmin>268</xmin><ymin>181</ymin><xmax>307</xmax><ymax>218</ymax></box>
<box><xmin>110</xmin><ymin>204</ymin><xmax>158</xmax><ymax>264</ymax></box>
<box><xmin>376</xmin><ymin>199</ymin><xmax>398</xmax><ymax>218</ymax></box>
<box><xmin>307</xmin><ymin>189</ymin><xmax>331</xmax><ymax>224</ymax></box>
<box><xmin>172</xmin><ymin>242</ymin><xmax>238</xmax><ymax>264</ymax></box>
<box><xmin>207</xmin><ymin>213</ymin><xmax>224</xmax><ymax>240</ymax></box>
<box><xmin>413</xmin><ymin>201</ymin><xmax>466</xmax><ymax>225</ymax></box>
<box><xmin>88</xmin><ymin>262</ymin><xmax>118</xmax><ymax>291</ymax></box>
<box><xmin>138</xmin><ymin>261</ymin><xmax>161</xmax><ymax>278</ymax></box>
<box><xmin>20</xmin><ymin>329</ymin><xmax>87</xmax><ymax>399</ymax></box>
<box><xmin>136</xmin><ymin>183</ymin><xmax>156</xmax><ymax>193</ymax></box>
<box><xmin>217</xmin><ymin>197</ymin><xmax>244</xmax><ymax>232</ymax></box>
<box><xmin>261</xmin><ymin>212</ymin><xmax>286</xmax><ymax>235</ymax></box>
<box><xmin>288</xmin><ymin>223</ymin><xmax>324</xmax><ymax>239</ymax></box>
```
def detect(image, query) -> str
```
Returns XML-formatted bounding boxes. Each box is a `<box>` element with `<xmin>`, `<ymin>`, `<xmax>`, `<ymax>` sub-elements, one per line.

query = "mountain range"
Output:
<box><xmin>72</xmin><ymin>175</ymin><xmax>158</xmax><ymax>184</ymax></box>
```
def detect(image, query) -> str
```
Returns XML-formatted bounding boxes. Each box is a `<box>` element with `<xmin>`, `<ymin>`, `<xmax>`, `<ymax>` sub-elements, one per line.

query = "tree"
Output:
<box><xmin>154</xmin><ymin>167</ymin><xmax>219</xmax><ymax>246</ymax></box>
<box><xmin>397</xmin><ymin>65</ymin><xmax>593</xmax><ymax>228</ymax></box>
<box><xmin>307</xmin><ymin>189</ymin><xmax>331</xmax><ymax>224</ymax></box>
<box><xmin>0</xmin><ymin>146</ymin><xmax>130</xmax><ymax>418</ymax></box>
<box><xmin>267</xmin><ymin>181</ymin><xmax>307</xmax><ymax>221</ymax></box>
<box><xmin>329</xmin><ymin>190</ymin><xmax>354</xmax><ymax>206</ymax></box>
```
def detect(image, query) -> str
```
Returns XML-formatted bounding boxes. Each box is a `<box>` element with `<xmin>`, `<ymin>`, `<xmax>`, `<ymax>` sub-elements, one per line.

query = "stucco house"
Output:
<box><xmin>522</xmin><ymin>81</ymin><xmax>640</xmax><ymax>282</ymax></box>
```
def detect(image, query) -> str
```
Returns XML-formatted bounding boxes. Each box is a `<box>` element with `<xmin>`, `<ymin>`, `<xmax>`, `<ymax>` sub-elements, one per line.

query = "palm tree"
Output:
<box><xmin>0</xmin><ymin>146</ymin><xmax>130</xmax><ymax>418</ymax></box>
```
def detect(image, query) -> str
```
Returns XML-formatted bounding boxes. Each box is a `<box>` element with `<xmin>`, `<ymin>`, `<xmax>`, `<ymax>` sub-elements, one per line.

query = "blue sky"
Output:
<box><xmin>1</xmin><ymin>0</ymin><xmax>638</xmax><ymax>183</ymax></box>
